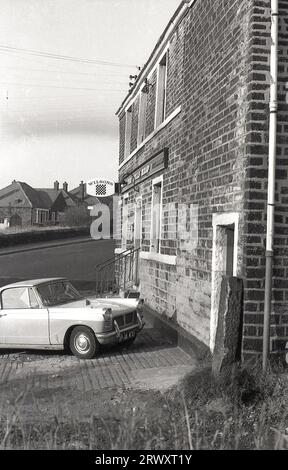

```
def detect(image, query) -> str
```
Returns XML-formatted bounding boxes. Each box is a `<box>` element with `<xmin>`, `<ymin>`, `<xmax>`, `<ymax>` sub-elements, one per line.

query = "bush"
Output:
<box><xmin>62</xmin><ymin>206</ymin><xmax>91</xmax><ymax>227</ymax></box>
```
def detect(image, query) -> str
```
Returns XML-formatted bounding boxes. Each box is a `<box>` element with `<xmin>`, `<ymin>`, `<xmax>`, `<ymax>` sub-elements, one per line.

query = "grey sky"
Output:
<box><xmin>0</xmin><ymin>0</ymin><xmax>180</xmax><ymax>190</ymax></box>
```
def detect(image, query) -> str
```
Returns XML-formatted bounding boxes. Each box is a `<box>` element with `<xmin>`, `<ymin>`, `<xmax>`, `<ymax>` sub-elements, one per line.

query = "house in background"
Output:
<box><xmin>0</xmin><ymin>179</ymin><xmax>115</xmax><ymax>230</ymax></box>
<box><xmin>0</xmin><ymin>180</ymin><xmax>76</xmax><ymax>228</ymax></box>
<box><xmin>70</xmin><ymin>181</ymin><xmax>114</xmax><ymax>231</ymax></box>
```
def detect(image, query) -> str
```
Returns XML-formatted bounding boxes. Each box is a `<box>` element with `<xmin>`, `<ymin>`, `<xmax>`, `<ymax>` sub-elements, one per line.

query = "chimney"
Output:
<box><xmin>54</xmin><ymin>180</ymin><xmax>59</xmax><ymax>191</ymax></box>
<box><xmin>63</xmin><ymin>182</ymin><xmax>68</xmax><ymax>192</ymax></box>
<box><xmin>80</xmin><ymin>181</ymin><xmax>85</xmax><ymax>201</ymax></box>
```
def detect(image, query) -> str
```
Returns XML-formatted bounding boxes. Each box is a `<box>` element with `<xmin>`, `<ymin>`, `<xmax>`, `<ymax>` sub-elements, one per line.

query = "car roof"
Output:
<box><xmin>0</xmin><ymin>278</ymin><xmax>68</xmax><ymax>290</ymax></box>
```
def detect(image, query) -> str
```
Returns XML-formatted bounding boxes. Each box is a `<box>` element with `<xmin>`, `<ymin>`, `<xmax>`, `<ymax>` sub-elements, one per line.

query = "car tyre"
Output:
<box><xmin>69</xmin><ymin>326</ymin><xmax>99</xmax><ymax>359</ymax></box>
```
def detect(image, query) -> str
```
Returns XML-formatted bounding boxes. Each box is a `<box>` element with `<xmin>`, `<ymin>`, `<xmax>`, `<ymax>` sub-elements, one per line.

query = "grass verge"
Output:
<box><xmin>0</xmin><ymin>358</ymin><xmax>287</xmax><ymax>450</ymax></box>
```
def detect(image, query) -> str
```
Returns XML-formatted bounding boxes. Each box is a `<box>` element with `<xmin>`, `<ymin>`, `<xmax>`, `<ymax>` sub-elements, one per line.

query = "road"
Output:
<box><xmin>0</xmin><ymin>238</ymin><xmax>115</xmax><ymax>289</ymax></box>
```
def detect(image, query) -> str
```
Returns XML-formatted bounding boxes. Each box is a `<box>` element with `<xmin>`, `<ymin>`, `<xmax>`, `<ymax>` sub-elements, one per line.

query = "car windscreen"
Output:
<box><xmin>36</xmin><ymin>281</ymin><xmax>83</xmax><ymax>306</ymax></box>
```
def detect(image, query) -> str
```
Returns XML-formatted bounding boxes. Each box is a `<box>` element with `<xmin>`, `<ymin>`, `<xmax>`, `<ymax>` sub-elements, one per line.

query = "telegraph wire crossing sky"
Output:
<box><xmin>0</xmin><ymin>0</ymin><xmax>180</xmax><ymax>190</ymax></box>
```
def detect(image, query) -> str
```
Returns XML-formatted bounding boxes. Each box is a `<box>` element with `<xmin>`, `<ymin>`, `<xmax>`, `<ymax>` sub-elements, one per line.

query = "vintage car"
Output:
<box><xmin>0</xmin><ymin>278</ymin><xmax>144</xmax><ymax>359</ymax></box>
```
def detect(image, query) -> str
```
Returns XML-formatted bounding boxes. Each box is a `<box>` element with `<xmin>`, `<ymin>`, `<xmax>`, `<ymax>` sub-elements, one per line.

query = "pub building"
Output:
<box><xmin>115</xmin><ymin>0</ymin><xmax>288</xmax><ymax>361</ymax></box>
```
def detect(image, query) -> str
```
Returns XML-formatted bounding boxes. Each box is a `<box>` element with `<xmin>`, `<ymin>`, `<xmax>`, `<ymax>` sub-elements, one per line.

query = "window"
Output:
<box><xmin>134</xmin><ymin>197</ymin><xmax>142</xmax><ymax>250</ymax></box>
<box><xmin>36</xmin><ymin>281</ymin><xmax>83</xmax><ymax>307</ymax></box>
<box><xmin>137</xmin><ymin>89</ymin><xmax>147</xmax><ymax>145</ymax></box>
<box><xmin>151</xmin><ymin>177</ymin><xmax>163</xmax><ymax>253</ymax></box>
<box><xmin>124</xmin><ymin>106</ymin><xmax>132</xmax><ymax>158</ymax></box>
<box><xmin>36</xmin><ymin>209</ymin><xmax>49</xmax><ymax>225</ymax></box>
<box><xmin>155</xmin><ymin>52</ymin><xmax>168</xmax><ymax>128</ymax></box>
<box><xmin>1</xmin><ymin>287</ymin><xmax>39</xmax><ymax>309</ymax></box>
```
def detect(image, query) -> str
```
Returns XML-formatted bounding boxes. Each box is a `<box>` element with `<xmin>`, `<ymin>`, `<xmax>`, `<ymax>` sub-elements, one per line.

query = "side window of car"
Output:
<box><xmin>28</xmin><ymin>288</ymin><xmax>39</xmax><ymax>309</ymax></box>
<box><xmin>2</xmin><ymin>287</ymin><xmax>31</xmax><ymax>309</ymax></box>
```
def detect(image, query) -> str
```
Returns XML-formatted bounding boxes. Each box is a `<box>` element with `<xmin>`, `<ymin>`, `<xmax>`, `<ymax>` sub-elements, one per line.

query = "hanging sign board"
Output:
<box><xmin>86</xmin><ymin>178</ymin><xmax>115</xmax><ymax>197</ymax></box>
<box><xmin>121</xmin><ymin>148</ymin><xmax>168</xmax><ymax>193</ymax></box>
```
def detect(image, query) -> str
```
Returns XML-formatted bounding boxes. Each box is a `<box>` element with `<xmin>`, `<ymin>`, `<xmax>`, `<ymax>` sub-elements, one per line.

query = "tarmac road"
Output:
<box><xmin>0</xmin><ymin>238</ymin><xmax>115</xmax><ymax>289</ymax></box>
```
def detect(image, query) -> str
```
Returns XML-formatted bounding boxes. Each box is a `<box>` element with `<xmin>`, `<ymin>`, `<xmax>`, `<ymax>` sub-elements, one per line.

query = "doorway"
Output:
<box><xmin>210</xmin><ymin>213</ymin><xmax>239</xmax><ymax>351</ymax></box>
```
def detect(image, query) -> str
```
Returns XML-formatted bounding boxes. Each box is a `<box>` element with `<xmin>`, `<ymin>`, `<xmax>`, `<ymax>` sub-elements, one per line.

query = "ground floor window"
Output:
<box><xmin>151</xmin><ymin>176</ymin><xmax>163</xmax><ymax>254</ymax></box>
<box><xmin>35</xmin><ymin>209</ymin><xmax>49</xmax><ymax>225</ymax></box>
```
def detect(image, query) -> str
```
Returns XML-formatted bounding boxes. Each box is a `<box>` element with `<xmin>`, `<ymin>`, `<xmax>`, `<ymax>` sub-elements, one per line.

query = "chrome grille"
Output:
<box><xmin>115</xmin><ymin>311</ymin><xmax>137</xmax><ymax>329</ymax></box>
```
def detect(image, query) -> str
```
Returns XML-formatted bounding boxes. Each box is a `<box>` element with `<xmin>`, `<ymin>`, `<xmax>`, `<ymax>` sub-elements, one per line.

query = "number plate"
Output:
<box><xmin>120</xmin><ymin>331</ymin><xmax>136</xmax><ymax>342</ymax></box>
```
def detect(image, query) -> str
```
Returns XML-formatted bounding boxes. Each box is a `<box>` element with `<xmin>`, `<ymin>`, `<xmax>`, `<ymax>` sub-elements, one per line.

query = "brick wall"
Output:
<box><xmin>117</xmin><ymin>0</ymin><xmax>288</xmax><ymax>356</ymax></box>
<box><xmin>0</xmin><ymin>207</ymin><xmax>32</xmax><ymax>226</ymax></box>
<box><xmin>242</xmin><ymin>0</ymin><xmax>288</xmax><ymax>357</ymax></box>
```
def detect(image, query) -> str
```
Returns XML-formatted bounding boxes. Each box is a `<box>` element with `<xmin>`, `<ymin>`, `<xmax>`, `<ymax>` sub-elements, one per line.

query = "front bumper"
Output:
<box><xmin>95</xmin><ymin>313</ymin><xmax>145</xmax><ymax>345</ymax></box>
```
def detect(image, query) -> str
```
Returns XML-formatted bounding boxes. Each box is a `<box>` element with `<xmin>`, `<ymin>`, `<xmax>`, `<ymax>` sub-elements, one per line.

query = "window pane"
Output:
<box><xmin>155</xmin><ymin>53</ymin><xmax>167</xmax><ymax>128</ymax></box>
<box><xmin>125</xmin><ymin>107</ymin><xmax>132</xmax><ymax>158</ymax></box>
<box><xmin>29</xmin><ymin>288</ymin><xmax>39</xmax><ymax>309</ymax></box>
<box><xmin>151</xmin><ymin>182</ymin><xmax>162</xmax><ymax>253</ymax></box>
<box><xmin>2</xmin><ymin>287</ymin><xmax>30</xmax><ymax>309</ymax></box>
<box><xmin>37</xmin><ymin>281</ymin><xmax>82</xmax><ymax>306</ymax></box>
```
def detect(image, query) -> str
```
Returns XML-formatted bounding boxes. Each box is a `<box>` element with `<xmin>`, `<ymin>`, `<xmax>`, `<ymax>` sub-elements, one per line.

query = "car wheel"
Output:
<box><xmin>69</xmin><ymin>326</ymin><xmax>99</xmax><ymax>359</ymax></box>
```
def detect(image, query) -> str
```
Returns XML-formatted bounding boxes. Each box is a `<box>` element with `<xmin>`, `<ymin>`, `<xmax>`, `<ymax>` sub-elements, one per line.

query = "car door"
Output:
<box><xmin>0</xmin><ymin>286</ymin><xmax>49</xmax><ymax>345</ymax></box>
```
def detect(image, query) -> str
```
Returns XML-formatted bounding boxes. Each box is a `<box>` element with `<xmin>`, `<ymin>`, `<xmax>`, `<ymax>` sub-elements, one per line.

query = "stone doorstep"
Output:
<box><xmin>143</xmin><ymin>305</ymin><xmax>212</xmax><ymax>364</ymax></box>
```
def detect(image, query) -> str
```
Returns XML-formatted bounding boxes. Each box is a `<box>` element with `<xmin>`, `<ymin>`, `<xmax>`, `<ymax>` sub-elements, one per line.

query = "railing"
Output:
<box><xmin>95</xmin><ymin>247</ymin><xmax>140</xmax><ymax>297</ymax></box>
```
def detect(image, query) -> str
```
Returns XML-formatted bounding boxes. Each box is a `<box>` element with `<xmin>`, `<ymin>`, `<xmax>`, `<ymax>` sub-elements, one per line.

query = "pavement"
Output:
<box><xmin>0</xmin><ymin>321</ymin><xmax>197</xmax><ymax>394</ymax></box>
<box><xmin>0</xmin><ymin>236</ymin><xmax>97</xmax><ymax>256</ymax></box>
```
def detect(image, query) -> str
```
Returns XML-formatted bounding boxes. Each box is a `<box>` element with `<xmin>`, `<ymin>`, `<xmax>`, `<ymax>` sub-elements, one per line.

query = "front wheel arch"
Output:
<box><xmin>64</xmin><ymin>325</ymin><xmax>100</xmax><ymax>358</ymax></box>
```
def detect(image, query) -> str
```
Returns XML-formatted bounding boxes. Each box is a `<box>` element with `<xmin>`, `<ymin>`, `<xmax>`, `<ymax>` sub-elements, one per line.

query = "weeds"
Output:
<box><xmin>0</xmin><ymin>359</ymin><xmax>287</xmax><ymax>449</ymax></box>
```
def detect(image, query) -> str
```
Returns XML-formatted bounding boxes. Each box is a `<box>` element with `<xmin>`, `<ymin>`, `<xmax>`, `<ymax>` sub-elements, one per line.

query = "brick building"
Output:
<box><xmin>0</xmin><ymin>180</ymin><xmax>76</xmax><ymax>227</ymax></box>
<box><xmin>115</xmin><ymin>0</ymin><xmax>288</xmax><ymax>359</ymax></box>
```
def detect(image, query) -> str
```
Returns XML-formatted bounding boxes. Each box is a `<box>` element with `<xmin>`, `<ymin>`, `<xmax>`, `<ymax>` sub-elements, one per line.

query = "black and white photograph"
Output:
<box><xmin>0</xmin><ymin>0</ymin><xmax>287</xmax><ymax>455</ymax></box>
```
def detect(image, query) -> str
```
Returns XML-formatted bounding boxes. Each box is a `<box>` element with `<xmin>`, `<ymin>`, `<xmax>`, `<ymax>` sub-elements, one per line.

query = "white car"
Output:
<box><xmin>0</xmin><ymin>278</ymin><xmax>144</xmax><ymax>359</ymax></box>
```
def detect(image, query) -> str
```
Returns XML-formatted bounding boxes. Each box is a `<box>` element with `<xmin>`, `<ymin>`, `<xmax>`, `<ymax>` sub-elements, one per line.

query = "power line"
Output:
<box><xmin>0</xmin><ymin>81</ymin><xmax>127</xmax><ymax>92</ymax></box>
<box><xmin>3</xmin><ymin>73</ymin><xmax>129</xmax><ymax>86</ymax></box>
<box><xmin>0</xmin><ymin>65</ymin><xmax>128</xmax><ymax>78</ymax></box>
<box><xmin>0</xmin><ymin>44</ymin><xmax>138</xmax><ymax>68</ymax></box>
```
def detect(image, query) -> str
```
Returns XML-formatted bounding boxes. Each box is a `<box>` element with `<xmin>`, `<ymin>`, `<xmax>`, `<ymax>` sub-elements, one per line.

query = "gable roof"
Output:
<box><xmin>70</xmin><ymin>183</ymin><xmax>100</xmax><ymax>206</ymax></box>
<box><xmin>0</xmin><ymin>181</ymin><xmax>32</xmax><ymax>208</ymax></box>
<box><xmin>16</xmin><ymin>182</ymin><xmax>78</xmax><ymax>211</ymax></box>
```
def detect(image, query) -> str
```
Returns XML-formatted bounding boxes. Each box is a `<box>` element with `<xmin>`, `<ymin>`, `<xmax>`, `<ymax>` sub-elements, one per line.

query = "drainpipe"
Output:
<box><xmin>263</xmin><ymin>0</ymin><xmax>279</xmax><ymax>373</ymax></box>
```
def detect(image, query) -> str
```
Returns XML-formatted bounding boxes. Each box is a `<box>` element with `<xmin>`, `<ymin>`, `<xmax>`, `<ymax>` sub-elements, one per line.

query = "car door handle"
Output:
<box><xmin>0</xmin><ymin>314</ymin><xmax>7</xmax><ymax>318</ymax></box>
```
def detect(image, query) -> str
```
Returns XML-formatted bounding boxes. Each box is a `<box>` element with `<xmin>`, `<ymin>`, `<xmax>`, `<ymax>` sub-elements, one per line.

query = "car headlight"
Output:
<box><xmin>103</xmin><ymin>308</ymin><xmax>113</xmax><ymax>331</ymax></box>
<box><xmin>137</xmin><ymin>299</ymin><xmax>144</xmax><ymax>317</ymax></box>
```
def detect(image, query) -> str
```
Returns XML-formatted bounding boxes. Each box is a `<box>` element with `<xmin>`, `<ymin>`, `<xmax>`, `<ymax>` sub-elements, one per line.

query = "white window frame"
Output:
<box><xmin>134</xmin><ymin>196</ymin><xmax>142</xmax><ymax>249</ymax></box>
<box><xmin>150</xmin><ymin>175</ymin><xmax>163</xmax><ymax>254</ymax></box>
<box><xmin>155</xmin><ymin>51</ymin><xmax>168</xmax><ymax>129</ymax></box>
<box><xmin>124</xmin><ymin>106</ymin><xmax>132</xmax><ymax>159</ymax></box>
<box><xmin>137</xmin><ymin>87</ymin><xmax>147</xmax><ymax>146</ymax></box>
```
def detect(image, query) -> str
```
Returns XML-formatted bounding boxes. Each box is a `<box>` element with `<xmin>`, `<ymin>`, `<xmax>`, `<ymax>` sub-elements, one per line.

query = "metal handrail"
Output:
<box><xmin>95</xmin><ymin>247</ymin><xmax>132</xmax><ymax>272</ymax></box>
<box><xmin>95</xmin><ymin>247</ymin><xmax>140</xmax><ymax>297</ymax></box>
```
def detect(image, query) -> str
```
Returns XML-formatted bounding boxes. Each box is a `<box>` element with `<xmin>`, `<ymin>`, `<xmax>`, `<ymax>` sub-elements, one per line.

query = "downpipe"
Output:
<box><xmin>263</xmin><ymin>0</ymin><xmax>279</xmax><ymax>373</ymax></box>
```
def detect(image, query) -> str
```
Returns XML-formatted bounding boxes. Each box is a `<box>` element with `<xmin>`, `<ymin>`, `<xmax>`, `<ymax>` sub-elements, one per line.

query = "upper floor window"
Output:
<box><xmin>137</xmin><ymin>88</ymin><xmax>147</xmax><ymax>146</ymax></box>
<box><xmin>155</xmin><ymin>52</ymin><xmax>168</xmax><ymax>128</ymax></box>
<box><xmin>124</xmin><ymin>105</ymin><xmax>132</xmax><ymax>159</ymax></box>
